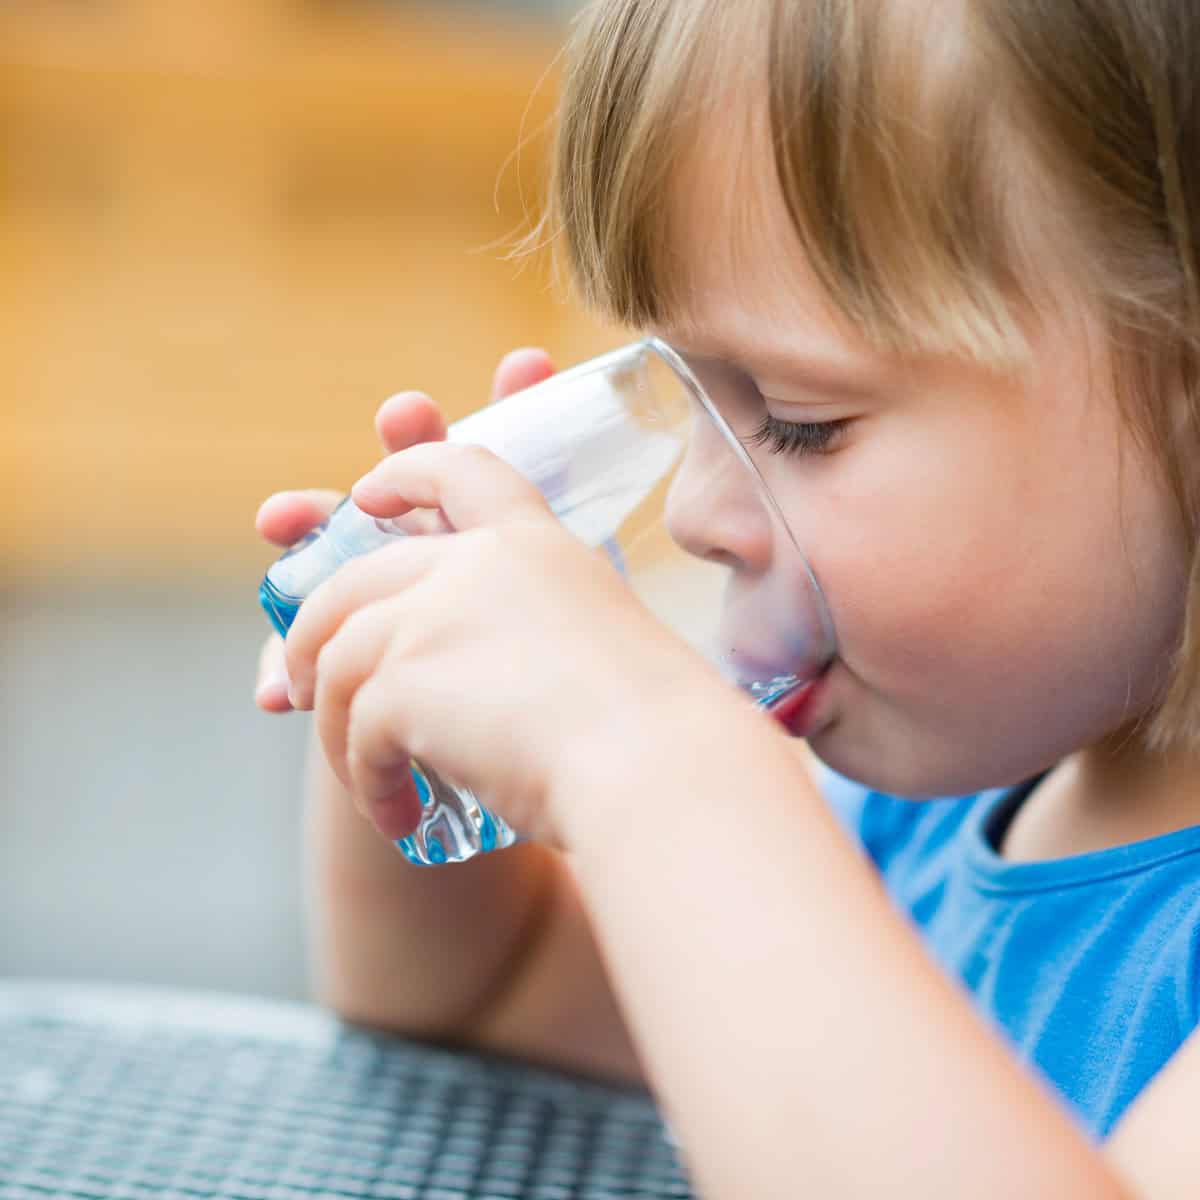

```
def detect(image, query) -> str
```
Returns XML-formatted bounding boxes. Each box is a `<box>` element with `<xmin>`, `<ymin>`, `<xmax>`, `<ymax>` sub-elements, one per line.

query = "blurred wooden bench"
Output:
<box><xmin>0</xmin><ymin>0</ymin><xmax>619</xmax><ymax>579</ymax></box>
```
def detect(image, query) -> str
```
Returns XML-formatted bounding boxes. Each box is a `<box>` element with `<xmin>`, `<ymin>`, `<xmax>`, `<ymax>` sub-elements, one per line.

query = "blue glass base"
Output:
<box><xmin>259</xmin><ymin>578</ymin><xmax>302</xmax><ymax>639</ymax></box>
<box><xmin>395</xmin><ymin>763</ymin><xmax>518</xmax><ymax>866</ymax></box>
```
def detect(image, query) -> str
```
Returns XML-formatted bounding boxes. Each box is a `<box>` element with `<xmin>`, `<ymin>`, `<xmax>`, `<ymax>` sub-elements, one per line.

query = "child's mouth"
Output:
<box><xmin>768</xmin><ymin>663</ymin><xmax>834</xmax><ymax>738</ymax></box>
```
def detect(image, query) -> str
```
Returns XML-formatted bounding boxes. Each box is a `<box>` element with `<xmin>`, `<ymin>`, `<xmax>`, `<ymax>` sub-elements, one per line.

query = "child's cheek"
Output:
<box><xmin>798</xmin><ymin>450</ymin><xmax>1034</xmax><ymax>701</ymax></box>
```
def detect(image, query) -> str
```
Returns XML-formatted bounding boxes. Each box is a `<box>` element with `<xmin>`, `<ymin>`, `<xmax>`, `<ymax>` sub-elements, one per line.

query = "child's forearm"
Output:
<box><xmin>302</xmin><ymin>733</ymin><xmax>559</xmax><ymax>1039</ymax></box>
<box><xmin>556</xmin><ymin>701</ymin><xmax>1129</xmax><ymax>1200</ymax></box>
<box><xmin>302</xmin><ymin>732</ymin><xmax>646</xmax><ymax>1084</ymax></box>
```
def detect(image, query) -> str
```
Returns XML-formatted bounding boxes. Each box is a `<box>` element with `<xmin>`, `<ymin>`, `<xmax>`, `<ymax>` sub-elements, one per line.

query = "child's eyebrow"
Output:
<box><xmin>660</xmin><ymin>329</ymin><xmax>886</xmax><ymax>398</ymax></box>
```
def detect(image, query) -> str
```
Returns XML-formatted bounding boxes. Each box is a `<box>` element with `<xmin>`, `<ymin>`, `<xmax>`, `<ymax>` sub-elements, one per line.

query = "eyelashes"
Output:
<box><xmin>746</xmin><ymin>414</ymin><xmax>850</xmax><ymax>457</ymax></box>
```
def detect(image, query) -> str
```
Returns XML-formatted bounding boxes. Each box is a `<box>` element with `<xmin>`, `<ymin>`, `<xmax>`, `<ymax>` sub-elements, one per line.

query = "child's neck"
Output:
<box><xmin>999</xmin><ymin>731</ymin><xmax>1200</xmax><ymax>862</ymax></box>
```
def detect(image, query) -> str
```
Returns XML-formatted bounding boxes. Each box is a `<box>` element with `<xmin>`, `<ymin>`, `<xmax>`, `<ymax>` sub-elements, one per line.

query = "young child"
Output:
<box><xmin>256</xmin><ymin>0</ymin><xmax>1200</xmax><ymax>1195</ymax></box>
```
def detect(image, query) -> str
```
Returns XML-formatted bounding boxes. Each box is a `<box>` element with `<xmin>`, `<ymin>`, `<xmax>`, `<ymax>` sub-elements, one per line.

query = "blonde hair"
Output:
<box><xmin>537</xmin><ymin>0</ymin><xmax>1200</xmax><ymax>749</ymax></box>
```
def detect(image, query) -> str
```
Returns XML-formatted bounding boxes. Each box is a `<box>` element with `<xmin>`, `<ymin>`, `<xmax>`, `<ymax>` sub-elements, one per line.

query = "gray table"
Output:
<box><xmin>0</xmin><ymin>982</ymin><xmax>693</xmax><ymax>1199</ymax></box>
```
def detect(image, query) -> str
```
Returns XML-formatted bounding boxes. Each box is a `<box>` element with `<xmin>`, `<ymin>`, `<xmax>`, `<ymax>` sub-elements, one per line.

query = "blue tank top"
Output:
<box><xmin>820</xmin><ymin>768</ymin><xmax>1200</xmax><ymax>1137</ymax></box>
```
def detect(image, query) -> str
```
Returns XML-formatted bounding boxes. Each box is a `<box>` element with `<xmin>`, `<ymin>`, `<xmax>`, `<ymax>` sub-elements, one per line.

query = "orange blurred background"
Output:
<box><xmin>0</xmin><ymin>0</ymin><xmax>619</xmax><ymax>997</ymax></box>
<box><xmin>1</xmin><ymin>0</ymin><xmax>618</xmax><ymax>581</ymax></box>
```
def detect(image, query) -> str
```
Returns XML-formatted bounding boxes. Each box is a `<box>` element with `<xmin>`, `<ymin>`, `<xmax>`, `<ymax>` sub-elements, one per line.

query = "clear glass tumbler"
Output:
<box><xmin>261</xmin><ymin>337</ymin><xmax>836</xmax><ymax>864</ymax></box>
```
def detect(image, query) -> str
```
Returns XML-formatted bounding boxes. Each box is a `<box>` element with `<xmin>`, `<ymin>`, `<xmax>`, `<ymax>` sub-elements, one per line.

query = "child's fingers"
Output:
<box><xmin>373</xmin><ymin>351</ymin><xmax>554</xmax><ymax>457</ymax></box>
<box><xmin>255</xmin><ymin>635</ymin><xmax>292</xmax><ymax>712</ymax></box>
<box><xmin>343</xmin><ymin>669</ymin><xmax>427</xmax><ymax>828</ymax></box>
<box><xmin>363</xmin><ymin>776</ymin><xmax>423</xmax><ymax>842</ymax></box>
<box><xmin>490</xmin><ymin>348</ymin><xmax>556</xmax><ymax>403</ymax></box>
<box><xmin>309</xmin><ymin>594</ymin><xmax>408</xmax><ymax>797</ymax></box>
<box><xmin>256</xmin><ymin>489</ymin><xmax>344</xmax><ymax>546</ymax></box>
<box><xmin>352</xmin><ymin>443</ymin><xmax>550</xmax><ymax>532</ymax></box>
<box><xmin>375</xmin><ymin>391</ymin><xmax>448</xmax><ymax>455</ymax></box>
<box><xmin>294</xmin><ymin>581</ymin><xmax>423</xmax><ymax>841</ymax></box>
<box><xmin>285</xmin><ymin>539</ymin><xmax>441</xmax><ymax>710</ymax></box>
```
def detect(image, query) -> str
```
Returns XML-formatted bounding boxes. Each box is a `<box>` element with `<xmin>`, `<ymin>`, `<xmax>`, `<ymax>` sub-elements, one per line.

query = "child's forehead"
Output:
<box><xmin>660</xmin><ymin>120</ymin><xmax>872</xmax><ymax>363</ymax></box>
<box><xmin>650</xmin><ymin>254</ymin><xmax>877</xmax><ymax>381</ymax></box>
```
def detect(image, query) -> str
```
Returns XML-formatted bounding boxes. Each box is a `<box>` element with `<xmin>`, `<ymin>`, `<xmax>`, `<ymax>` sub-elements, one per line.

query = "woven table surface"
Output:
<box><xmin>0</xmin><ymin>983</ymin><xmax>693</xmax><ymax>1200</ymax></box>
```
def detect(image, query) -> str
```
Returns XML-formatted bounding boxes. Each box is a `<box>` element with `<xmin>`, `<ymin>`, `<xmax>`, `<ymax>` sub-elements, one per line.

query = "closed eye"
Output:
<box><xmin>747</xmin><ymin>415</ymin><xmax>850</xmax><ymax>457</ymax></box>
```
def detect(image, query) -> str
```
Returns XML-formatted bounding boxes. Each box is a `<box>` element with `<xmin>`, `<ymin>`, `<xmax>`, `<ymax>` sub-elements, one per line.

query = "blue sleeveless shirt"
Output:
<box><xmin>820</xmin><ymin>769</ymin><xmax>1200</xmax><ymax>1137</ymax></box>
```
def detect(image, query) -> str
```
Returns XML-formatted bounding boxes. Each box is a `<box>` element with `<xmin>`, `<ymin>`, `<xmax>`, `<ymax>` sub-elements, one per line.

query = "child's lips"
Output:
<box><xmin>768</xmin><ymin>665</ymin><xmax>833</xmax><ymax>737</ymax></box>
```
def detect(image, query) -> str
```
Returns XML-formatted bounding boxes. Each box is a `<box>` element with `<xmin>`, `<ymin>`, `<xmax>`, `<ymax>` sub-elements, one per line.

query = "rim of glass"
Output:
<box><xmin>636</xmin><ymin>336</ymin><xmax>838</xmax><ymax>667</ymax></box>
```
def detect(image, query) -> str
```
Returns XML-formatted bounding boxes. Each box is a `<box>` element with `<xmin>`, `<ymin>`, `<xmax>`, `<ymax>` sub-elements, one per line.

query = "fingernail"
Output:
<box><xmin>256</xmin><ymin>674</ymin><xmax>292</xmax><ymax>710</ymax></box>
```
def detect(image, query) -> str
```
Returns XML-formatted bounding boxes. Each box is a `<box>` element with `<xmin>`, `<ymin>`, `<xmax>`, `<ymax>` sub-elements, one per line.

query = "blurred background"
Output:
<box><xmin>0</xmin><ymin>0</ymin><xmax>619</xmax><ymax>1000</ymax></box>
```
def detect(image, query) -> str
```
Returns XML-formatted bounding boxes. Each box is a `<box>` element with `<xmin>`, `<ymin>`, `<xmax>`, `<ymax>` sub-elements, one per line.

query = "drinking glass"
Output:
<box><xmin>260</xmin><ymin>338</ymin><xmax>836</xmax><ymax>864</ymax></box>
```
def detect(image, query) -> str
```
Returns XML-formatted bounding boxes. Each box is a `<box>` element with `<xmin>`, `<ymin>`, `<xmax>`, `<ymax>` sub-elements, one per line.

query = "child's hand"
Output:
<box><xmin>283</xmin><ymin>440</ymin><xmax>720</xmax><ymax>850</ymax></box>
<box><xmin>253</xmin><ymin>350</ymin><xmax>556</xmax><ymax>715</ymax></box>
<box><xmin>253</xmin><ymin>352</ymin><xmax>556</xmax><ymax>710</ymax></box>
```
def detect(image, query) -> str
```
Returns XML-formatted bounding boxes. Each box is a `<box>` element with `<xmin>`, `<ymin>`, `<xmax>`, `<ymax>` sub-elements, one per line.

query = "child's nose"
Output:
<box><xmin>665</xmin><ymin>422</ymin><xmax>774</xmax><ymax>572</ymax></box>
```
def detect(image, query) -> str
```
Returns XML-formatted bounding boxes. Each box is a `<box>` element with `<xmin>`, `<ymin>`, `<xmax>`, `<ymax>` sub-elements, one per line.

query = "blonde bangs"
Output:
<box><xmin>549</xmin><ymin>0</ymin><xmax>1048</xmax><ymax>370</ymax></box>
<box><xmin>767</xmin><ymin>0</ymin><xmax>1039</xmax><ymax>367</ymax></box>
<box><xmin>545</xmin><ymin>0</ymin><xmax>727</xmax><ymax>329</ymax></box>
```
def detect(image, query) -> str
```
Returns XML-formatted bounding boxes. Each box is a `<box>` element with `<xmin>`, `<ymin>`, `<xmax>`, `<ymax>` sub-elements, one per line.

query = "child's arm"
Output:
<box><xmin>1108</xmin><ymin>1033</ymin><xmax>1200</xmax><ymax>1196</ymax></box>
<box><xmin>557</xmin><ymin>700</ymin><xmax>1137</xmax><ymax>1200</ymax></box>
<box><xmin>304</xmin><ymin>734</ymin><xmax>644</xmax><ymax>1084</ymax></box>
